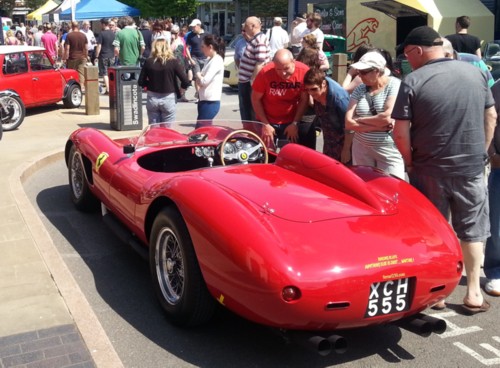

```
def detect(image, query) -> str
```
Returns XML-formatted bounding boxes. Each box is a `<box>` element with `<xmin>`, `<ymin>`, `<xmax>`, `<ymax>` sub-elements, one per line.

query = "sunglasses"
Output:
<box><xmin>359</xmin><ymin>68</ymin><xmax>376</xmax><ymax>75</ymax></box>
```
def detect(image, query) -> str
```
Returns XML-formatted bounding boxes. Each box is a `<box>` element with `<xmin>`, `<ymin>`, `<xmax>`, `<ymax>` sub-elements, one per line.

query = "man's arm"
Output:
<box><xmin>485</xmin><ymin>105</ymin><xmax>497</xmax><ymax>149</ymax></box>
<box><xmin>251</xmin><ymin>61</ymin><xmax>265</xmax><ymax>84</ymax></box>
<box><xmin>292</xmin><ymin>91</ymin><xmax>309</xmax><ymax>123</ymax></box>
<box><xmin>251</xmin><ymin>89</ymin><xmax>275</xmax><ymax>146</ymax></box>
<box><xmin>251</xmin><ymin>90</ymin><xmax>269</xmax><ymax>125</ymax></box>
<box><xmin>393</xmin><ymin>119</ymin><xmax>412</xmax><ymax>169</ymax></box>
<box><xmin>63</xmin><ymin>43</ymin><xmax>70</xmax><ymax>62</ymax></box>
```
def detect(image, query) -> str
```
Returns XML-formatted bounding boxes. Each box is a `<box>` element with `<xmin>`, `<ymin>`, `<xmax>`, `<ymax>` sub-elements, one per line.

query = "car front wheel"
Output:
<box><xmin>0</xmin><ymin>95</ymin><xmax>25</xmax><ymax>131</ymax></box>
<box><xmin>63</xmin><ymin>84</ymin><xmax>82</xmax><ymax>108</ymax></box>
<box><xmin>68</xmin><ymin>145</ymin><xmax>98</xmax><ymax>211</ymax></box>
<box><xmin>150</xmin><ymin>208</ymin><xmax>216</xmax><ymax>326</ymax></box>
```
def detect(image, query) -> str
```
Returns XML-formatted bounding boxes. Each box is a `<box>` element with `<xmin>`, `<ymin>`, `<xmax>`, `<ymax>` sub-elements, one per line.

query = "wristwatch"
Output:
<box><xmin>291</xmin><ymin>121</ymin><xmax>299</xmax><ymax>126</ymax></box>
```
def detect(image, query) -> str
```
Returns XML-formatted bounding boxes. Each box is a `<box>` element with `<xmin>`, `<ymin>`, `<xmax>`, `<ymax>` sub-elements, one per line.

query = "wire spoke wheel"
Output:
<box><xmin>155</xmin><ymin>228</ymin><xmax>185</xmax><ymax>304</ymax></box>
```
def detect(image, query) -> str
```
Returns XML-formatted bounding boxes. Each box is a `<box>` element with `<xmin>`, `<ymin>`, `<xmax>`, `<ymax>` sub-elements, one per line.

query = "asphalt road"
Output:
<box><xmin>22</xmin><ymin>89</ymin><xmax>500</xmax><ymax>368</ymax></box>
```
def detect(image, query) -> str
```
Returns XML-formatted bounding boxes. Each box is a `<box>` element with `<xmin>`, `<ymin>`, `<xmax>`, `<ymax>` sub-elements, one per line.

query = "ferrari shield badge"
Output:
<box><xmin>95</xmin><ymin>152</ymin><xmax>109</xmax><ymax>173</ymax></box>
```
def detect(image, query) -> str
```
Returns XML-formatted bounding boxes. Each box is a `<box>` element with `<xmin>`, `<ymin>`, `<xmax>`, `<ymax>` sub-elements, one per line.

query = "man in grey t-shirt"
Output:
<box><xmin>392</xmin><ymin>26</ymin><xmax>497</xmax><ymax>315</ymax></box>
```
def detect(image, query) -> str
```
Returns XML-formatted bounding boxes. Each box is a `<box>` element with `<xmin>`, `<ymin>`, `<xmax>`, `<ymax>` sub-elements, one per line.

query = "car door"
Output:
<box><xmin>27</xmin><ymin>50</ymin><xmax>63</xmax><ymax>105</ymax></box>
<box><xmin>0</xmin><ymin>52</ymin><xmax>34</xmax><ymax>105</ymax></box>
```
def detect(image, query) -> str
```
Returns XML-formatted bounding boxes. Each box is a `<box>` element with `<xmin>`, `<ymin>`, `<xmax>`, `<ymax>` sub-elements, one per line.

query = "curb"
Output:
<box><xmin>9</xmin><ymin>148</ymin><xmax>124</xmax><ymax>368</ymax></box>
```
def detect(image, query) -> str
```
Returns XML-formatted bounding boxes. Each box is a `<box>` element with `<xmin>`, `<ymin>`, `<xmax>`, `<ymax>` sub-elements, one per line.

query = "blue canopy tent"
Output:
<box><xmin>59</xmin><ymin>0</ymin><xmax>140</xmax><ymax>21</ymax></box>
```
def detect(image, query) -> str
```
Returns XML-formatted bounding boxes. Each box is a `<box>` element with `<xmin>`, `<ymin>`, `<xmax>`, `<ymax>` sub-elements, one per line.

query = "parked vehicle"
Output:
<box><xmin>223</xmin><ymin>34</ymin><xmax>244</xmax><ymax>89</ymax></box>
<box><xmin>66</xmin><ymin>120</ymin><xmax>462</xmax><ymax>355</ymax></box>
<box><xmin>0</xmin><ymin>46</ymin><xmax>82</xmax><ymax>131</ymax></box>
<box><xmin>483</xmin><ymin>40</ymin><xmax>500</xmax><ymax>80</ymax></box>
<box><xmin>0</xmin><ymin>90</ymin><xmax>24</xmax><ymax>131</ymax></box>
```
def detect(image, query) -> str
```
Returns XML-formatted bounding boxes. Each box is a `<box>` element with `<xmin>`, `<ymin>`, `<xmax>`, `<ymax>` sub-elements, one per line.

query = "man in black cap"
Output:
<box><xmin>392</xmin><ymin>26</ymin><xmax>497</xmax><ymax>315</ymax></box>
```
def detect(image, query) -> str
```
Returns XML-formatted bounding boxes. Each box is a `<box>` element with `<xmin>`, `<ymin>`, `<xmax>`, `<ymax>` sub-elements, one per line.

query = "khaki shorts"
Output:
<box><xmin>409</xmin><ymin>171</ymin><xmax>490</xmax><ymax>242</ymax></box>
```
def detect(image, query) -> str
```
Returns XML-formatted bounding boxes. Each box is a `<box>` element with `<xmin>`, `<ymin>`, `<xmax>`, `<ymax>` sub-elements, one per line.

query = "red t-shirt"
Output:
<box><xmin>252</xmin><ymin>61</ymin><xmax>309</xmax><ymax>124</ymax></box>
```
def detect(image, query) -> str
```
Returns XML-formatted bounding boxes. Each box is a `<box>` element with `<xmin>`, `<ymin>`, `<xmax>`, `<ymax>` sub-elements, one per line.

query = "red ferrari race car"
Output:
<box><xmin>65</xmin><ymin>121</ymin><xmax>463</xmax><ymax>355</ymax></box>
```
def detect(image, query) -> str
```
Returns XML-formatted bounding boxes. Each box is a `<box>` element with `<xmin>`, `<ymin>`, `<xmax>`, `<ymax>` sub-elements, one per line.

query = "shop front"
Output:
<box><xmin>198</xmin><ymin>0</ymin><xmax>237</xmax><ymax>41</ymax></box>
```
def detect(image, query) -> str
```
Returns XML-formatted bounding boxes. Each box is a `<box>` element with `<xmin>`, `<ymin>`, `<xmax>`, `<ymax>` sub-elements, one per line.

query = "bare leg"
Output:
<box><xmin>103</xmin><ymin>75</ymin><xmax>109</xmax><ymax>93</ymax></box>
<box><xmin>461</xmin><ymin>240</ymin><xmax>485</xmax><ymax>306</ymax></box>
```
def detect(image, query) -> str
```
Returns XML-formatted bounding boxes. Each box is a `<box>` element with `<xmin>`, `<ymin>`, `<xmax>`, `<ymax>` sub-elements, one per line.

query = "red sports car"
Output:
<box><xmin>0</xmin><ymin>45</ymin><xmax>82</xmax><ymax>131</ymax></box>
<box><xmin>65</xmin><ymin>121</ymin><xmax>463</xmax><ymax>355</ymax></box>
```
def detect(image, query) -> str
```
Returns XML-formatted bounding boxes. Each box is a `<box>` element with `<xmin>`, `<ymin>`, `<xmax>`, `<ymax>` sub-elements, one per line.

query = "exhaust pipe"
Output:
<box><xmin>327</xmin><ymin>334</ymin><xmax>348</xmax><ymax>354</ymax></box>
<box><xmin>416</xmin><ymin>313</ymin><xmax>447</xmax><ymax>334</ymax></box>
<box><xmin>285</xmin><ymin>331</ymin><xmax>348</xmax><ymax>356</ymax></box>
<box><xmin>289</xmin><ymin>331</ymin><xmax>332</xmax><ymax>356</ymax></box>
<box><xmin>396</xmin><ymin>317</ymin><xmax>433</xmax><ymax>337</ymax></box>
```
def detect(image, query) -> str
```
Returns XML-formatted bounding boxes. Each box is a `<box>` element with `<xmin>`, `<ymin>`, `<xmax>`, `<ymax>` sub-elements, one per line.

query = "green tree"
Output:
<box><xmin>121</xmin><ymin>0</ymin><xmax>198</xmax><ymax>18</ymax></box>
<box><xmin>0</xmin><ymin>0</ymin><xmax>16</xmax><ymax>17</ymax></box>
<box><xmin>24</xmin><ymin>0</ymin><xmax>47</xmax><ymax>12</ymax></box>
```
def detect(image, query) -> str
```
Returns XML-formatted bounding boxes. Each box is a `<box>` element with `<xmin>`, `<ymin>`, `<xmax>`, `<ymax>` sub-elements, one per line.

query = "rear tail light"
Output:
<box><xmin>282</xmin><ymin>286</ymin><xmax>302</xmax><ymax>302</ymax></box>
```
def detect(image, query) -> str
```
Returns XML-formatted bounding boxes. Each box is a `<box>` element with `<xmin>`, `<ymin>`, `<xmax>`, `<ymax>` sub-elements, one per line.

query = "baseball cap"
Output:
<box><xmin>171</xmin><ymin>24</ymin><xmax>180</xmax><ymax>33</ymax></box>
<box><xmin>350</xmin><ymin>51</ymin><xmax>387</xmax><ymax>71</ymax></box>
<box><xmin>189</xmin><ymin>19</ymin><xmax>202</xmax><ymax>27</ymax></box>
<box><xmin>403</xmin><ymin>26</ymin><xmax>443</xmax><ymax>47</ymax></box>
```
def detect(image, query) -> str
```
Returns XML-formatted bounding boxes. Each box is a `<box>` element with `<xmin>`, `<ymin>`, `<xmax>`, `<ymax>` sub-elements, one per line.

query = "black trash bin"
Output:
<box><xmin>108</xmin><ymin>66</ymin><xmax>143</xmax><ymax>131</ymax></box>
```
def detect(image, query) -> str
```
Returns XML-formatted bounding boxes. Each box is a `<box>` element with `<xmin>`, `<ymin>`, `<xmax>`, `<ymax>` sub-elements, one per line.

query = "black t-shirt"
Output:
<box><xmin>96</xmin><ymin>29</ymin><xmax>115</xmax><ymax>59</ymax></box>
<box><xmin>186</xmin><ymin>31</ymin><xmax>207</xmax><ymax>59</ymax></box>
<box><xmin>140</xmin><ymin>29</ymin><xmax>153</xmax><ymax>58</ymax></box>
<box><xmin>445</xmin><ymin>33</ymin><xmax>481</xmax><ymax>54</ymax></box>
<box><xmin>138</xmin><ymin>58</ymin><xmax>190</xmax><ymax>94</ymax></box>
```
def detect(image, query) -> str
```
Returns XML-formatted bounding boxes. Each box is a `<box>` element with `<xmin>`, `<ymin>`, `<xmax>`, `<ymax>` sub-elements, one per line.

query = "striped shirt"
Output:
<box><xmin>238</xmin><ymin>32</ymin><xmax>270</xmax><ymax>83</ymax></box>
<box><xmin>351</xmin><ymin>76</ymin><xmax>401</xmax><ymax>146</ymax></box>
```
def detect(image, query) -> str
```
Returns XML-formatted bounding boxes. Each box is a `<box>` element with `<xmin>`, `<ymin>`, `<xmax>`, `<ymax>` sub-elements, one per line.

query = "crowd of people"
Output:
<box><xmin>3</xmin><ymin>13</ymin><xmax>499</xmax><ymax>311</ymax></box>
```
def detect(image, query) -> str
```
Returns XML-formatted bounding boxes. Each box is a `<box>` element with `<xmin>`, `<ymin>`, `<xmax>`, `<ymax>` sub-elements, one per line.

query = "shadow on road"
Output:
<box><xmin>35</xmin><ymin>182</ymin><xmax>417</xmax><ymax>367</ymax></box>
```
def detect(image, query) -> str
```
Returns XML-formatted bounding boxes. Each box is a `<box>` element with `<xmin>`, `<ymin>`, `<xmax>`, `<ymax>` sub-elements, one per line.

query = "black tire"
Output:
<box><xmin>0</xmin><ymin>95</ymin><xmax>25</xmax><ymax>131</ymax></box>
<box><xmin>150</xmin><ymin>207</ymin><xmax>216</xmax><ymax>326</ymax></box>
<box><xmin>63</xmin><ymin>84</ymin><xmax>82</xmax><ymax>108</ymax></box>
<box><xmin>68</xmin><ymin>145</ymin><xmax>99</xmax><ymax>211</ymax></box>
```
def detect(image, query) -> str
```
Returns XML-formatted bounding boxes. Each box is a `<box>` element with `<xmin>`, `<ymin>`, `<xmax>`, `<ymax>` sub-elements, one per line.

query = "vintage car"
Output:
<box><xmin>0</xmin><ymin>45</ymin><xmax>82</xmax><ymax>131</ymax></box>
<box><xmin>223</xmin><ymin>34</ymin><xmax>244</xmax><ymax>89</ymax></box>
<box><xmin>483</xmin><ymin>40</ymin><xmax>500</xmax><ymax>81</ymax></box>
<box><xmin>66</xmin><ymin>121</ymin><xmax>462</xmax><ymax>355</ymax></box>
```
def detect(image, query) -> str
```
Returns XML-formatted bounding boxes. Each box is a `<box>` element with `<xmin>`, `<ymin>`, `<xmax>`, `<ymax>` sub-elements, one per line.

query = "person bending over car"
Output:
<box><xmin>251</xmin><ymin>49</ymin><xmax>311</xmax><ymax>150</ymax></box>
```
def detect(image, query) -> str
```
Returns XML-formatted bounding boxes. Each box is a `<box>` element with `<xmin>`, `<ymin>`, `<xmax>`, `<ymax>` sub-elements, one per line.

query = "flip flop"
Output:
<box><xmin>461</xmin><ymin>300</ymin><xmax>490</xmax><ymax>315</ymax></box>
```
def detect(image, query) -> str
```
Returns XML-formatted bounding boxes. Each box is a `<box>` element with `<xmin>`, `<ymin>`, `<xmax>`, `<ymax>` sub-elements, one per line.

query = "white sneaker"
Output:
<box><xmin>484</xmin><ymin>279</ymin><xmax>500</xmax><ymax>296</ymax></box>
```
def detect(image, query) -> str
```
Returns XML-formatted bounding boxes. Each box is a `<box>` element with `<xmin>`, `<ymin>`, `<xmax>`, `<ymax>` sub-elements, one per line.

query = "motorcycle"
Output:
<box><xmin>0</xmin><ymin>90</ymin><xmax>25</xmax><ymax>132</ymax></box>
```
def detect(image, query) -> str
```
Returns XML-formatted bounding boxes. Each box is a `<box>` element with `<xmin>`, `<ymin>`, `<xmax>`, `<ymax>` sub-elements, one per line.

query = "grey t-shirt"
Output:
<box><xmin>392</xmin><ymin>58</ymin><xmax>495</xmax><ymax>177</ymax></box>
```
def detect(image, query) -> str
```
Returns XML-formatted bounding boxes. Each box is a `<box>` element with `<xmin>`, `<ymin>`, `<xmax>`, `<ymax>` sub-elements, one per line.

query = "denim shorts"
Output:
<box><xmin>409</xmin><ymin>170</ymin><xmax>490</xmax><ymax>242</ymax></box>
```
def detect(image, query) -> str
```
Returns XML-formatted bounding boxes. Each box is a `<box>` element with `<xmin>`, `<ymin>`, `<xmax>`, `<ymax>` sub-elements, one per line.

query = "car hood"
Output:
<box><xmin>200</xmin><ymin>164</ymin><xmax>389</xmax><ymax>222</ymax></box>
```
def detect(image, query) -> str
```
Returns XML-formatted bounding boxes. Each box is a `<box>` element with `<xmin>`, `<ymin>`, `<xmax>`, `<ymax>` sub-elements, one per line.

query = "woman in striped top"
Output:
<box><xmin>345</xmin><ymin>51</ymin><xmax>405</xmax><ymax>180</ymax></box>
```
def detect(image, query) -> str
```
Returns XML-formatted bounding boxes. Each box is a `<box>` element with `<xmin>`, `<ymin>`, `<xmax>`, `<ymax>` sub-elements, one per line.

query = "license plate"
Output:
<box><xmin>364</xmin><ymin>278</ymin><xmax>413</xmax><ymax>318</ymax></box>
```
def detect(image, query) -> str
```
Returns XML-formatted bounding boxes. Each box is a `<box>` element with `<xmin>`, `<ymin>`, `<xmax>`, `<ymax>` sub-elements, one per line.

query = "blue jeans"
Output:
<box><xmin>146</xmin><ymin>91</ymin><xmax>176</xmax><ymax>124</ymax></box>
<box><xmin>485</xmin><ymin>168</ymin><xmax>500</xmax><ymax>279</ymax></box>
<box><xmin>196</xmin><ymin>100</ymin><xmax>220</xmax><ymax>128</ymax></box>
<box><xmin>238</xmin><ymin>81</ymin><xmax>254</xmax><ymax>122</ymax></box>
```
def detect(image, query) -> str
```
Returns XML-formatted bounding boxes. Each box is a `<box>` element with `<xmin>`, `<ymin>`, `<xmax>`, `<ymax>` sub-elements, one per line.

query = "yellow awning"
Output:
<box><xmin>361</xmin><ymin>0</ymin><xmax>494</xmax><ymax>44</ymax></box>
<box><xmin>26</xmin><ymin>0</ymin><xmax>60</xmax><ymax>21</ymax></box>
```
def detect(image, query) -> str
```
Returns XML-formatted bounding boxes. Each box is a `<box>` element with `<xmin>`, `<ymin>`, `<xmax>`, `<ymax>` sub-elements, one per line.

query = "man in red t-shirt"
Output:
<box><xmin>251</xmin><ymin>49</ymin><xmax>310</xmax><ymax>147</ymax></box>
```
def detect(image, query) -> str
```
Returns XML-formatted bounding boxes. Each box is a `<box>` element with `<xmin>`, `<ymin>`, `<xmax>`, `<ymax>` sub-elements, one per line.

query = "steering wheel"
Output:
<box><xmin>220</xmin><ymin>129</ymin><xmax>268</xmax><ymax>166</ymax></box>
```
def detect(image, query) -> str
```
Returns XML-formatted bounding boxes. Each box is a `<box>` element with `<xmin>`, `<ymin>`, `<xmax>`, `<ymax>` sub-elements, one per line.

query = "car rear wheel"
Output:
<box><xmin>150</xmin><ymin>208</ymin><xmax>216</xmax><ymax>326</ymax></box>
<box><xmin>63</xmin><ymin>84</ymin><xmax>82</xmax><ymax>108</ymax></box>
<box><xmin>0</xmin><ymin>95</ymin><xmax>25</xmax><ymax>131</ymax></box>
<box><xmin>68</xmin><ymin>145</ymin><xmax>99</xmax><ymax>211</ymax></box>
